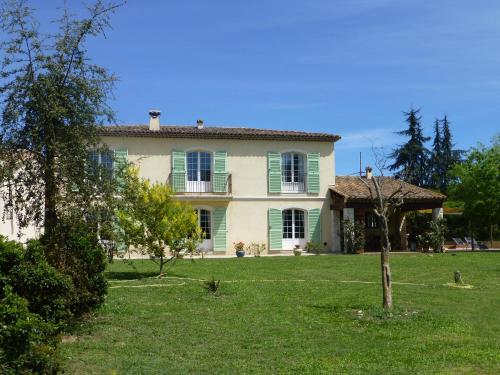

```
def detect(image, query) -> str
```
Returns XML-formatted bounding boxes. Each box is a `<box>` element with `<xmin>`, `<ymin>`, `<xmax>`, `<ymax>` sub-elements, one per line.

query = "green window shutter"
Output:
<box><xmin>213</xmin><ymin>207</ymin><xmax>227</xmax><ymax>252</ymax></box>
<box><xmin>213</xmin><ymin>151</ymin><xmax>228</xmax><ymax>192</ymax></box>
<box><xmin>307</xmin><ymin>152</ymin><xmax>320</xmax><ymax>193</ymax></box>
<box><xmin>114</xmin><ymin>149</ymin><xmax>128</xmax><ymax>189</ymax></box>
<box><xmin>308</xmin><ymin>208</ymin><xmax>321</xmax><ymax>243</ymax></box>
<box><xmin>268</xmin><ymin>208</ymin><xmax>283</xmax><ymax>250</ymax></box>
<box><xmin>268</xmin><ymin>152</ymin><xmax>282</xmax><ymax>193</ymax></box>
<box><xmin>171</xmin><ymin>150</ymin><xmax>186</xmax><ymax>192</ymax></box>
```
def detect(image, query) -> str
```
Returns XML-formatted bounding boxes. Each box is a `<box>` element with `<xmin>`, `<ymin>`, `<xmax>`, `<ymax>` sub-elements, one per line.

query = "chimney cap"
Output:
<box><xmin>365</xmin><ymin>166</ymin><xmax>373</xmax><ymax>179</ymax></box>
<box><xmin>149</xmin><ymin>109</ymin><xmax>161</xmax><ymax>118</ymax></box>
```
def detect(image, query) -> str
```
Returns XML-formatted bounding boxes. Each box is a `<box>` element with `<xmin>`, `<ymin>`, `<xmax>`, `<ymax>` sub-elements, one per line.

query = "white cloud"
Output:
<box><xmin>336</xmin><ymin>128</ymin><xmax>400</xmax><ymax>150</ymax></box>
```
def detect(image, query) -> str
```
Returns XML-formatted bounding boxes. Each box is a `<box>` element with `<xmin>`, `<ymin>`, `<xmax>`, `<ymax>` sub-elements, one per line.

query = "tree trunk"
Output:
<box><xmin>43</xmin><ymin>143</ymin><xmax>58</xmax><ymax>253</ymax></box>
<box><xmin>159</xmin><ymin>255</ymin><xmax>164</xmax><ymax>275</ymax></box>
<box><xmin>380</xmin><ymin>217</ymin><xmax>393</xmax><ymax>310</ymax></box>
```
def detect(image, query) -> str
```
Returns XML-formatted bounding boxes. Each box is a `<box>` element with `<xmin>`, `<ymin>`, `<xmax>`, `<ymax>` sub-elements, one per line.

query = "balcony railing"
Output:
<box><xmin>281</xmin><ymin>176</ymin><xmax>306</xmax><ymax>193</ymax></box>
<box><xmin>168</xmin><ymin>173</ymin><xmax>232</xmax><ymax>194</ymax></box>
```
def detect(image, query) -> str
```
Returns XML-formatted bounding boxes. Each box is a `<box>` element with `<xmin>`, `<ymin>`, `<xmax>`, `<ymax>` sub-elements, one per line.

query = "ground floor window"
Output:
<box><xmin>195</xmin><ymin>209</ymin><xmax>211</xmax><ymax>239</ymax></box>
<box><xmin>282</xmin><ymin>209</ymin><xmax>305</xmax><ymax>239</ymax></box>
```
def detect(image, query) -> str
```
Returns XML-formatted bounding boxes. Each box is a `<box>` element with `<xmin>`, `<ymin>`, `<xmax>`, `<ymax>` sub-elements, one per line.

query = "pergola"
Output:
<box><xmin>329</xmin><ymin>176</ymin><xmax>446</xmax><ymax>251</ymax></box>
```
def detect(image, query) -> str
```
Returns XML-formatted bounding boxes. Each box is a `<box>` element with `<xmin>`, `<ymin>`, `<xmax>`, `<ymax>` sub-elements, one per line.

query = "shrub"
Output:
<box><xmin>202</xmin><ymin>277</ymin><xmax>221</xmax><ymax>294</ymax></box>
<box><xmin>305</xmin><ymin>241</ymin><xmax>323</xmax><ymax>255</ymax></box>
<box><xmin>48</xmin><ymin>220</ymin><xmax>108</xmax><ymax>317</ymax></box>
<box><xmin>246</xmin><ymin>242</ymin><xmax>266</xmax><ymax>257</ymax></box>
<box><xmin>0</xmin><ymin>287</ymin><xmax>61</xmax><ymax>375</ymax></box>
<box><xmin>342</xmin><ymin>220</ymin><xmax>365</xmax><ymax>253</ymax></box>
<box><xmin>0</xmin><ymin>237</ymin><xmax>74</xmax><ymax>325</ymax></box>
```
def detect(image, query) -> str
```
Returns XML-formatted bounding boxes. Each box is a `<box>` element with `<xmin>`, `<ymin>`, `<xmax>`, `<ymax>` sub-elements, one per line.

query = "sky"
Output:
<box><xmin>33</xmin><ymin>0</ymin><xmax>500</xmax><ymax>174</ymax></box>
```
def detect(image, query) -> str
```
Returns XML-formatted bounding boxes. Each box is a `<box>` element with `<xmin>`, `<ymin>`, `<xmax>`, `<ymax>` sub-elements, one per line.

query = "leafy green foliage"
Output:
<box><xmin>342</xmin><ymin>220</ymin><xmax>365</xmax><ymax>253</ymax></box>
<box><xmin>116</xmin><ymin>167</ymin><xmax>202</xmax><ymax>274</ymax></box>
<box><xmin>202</xmin><ymin>276</ymin><xmax>221</xmax><ymax>294</ymax></box>
<box><xmin>449</xmin><ymin>136</ymin><xmax>500</xmax><ymax>244</ymax></box>
<box><xmin>0</xmin><ymin>237</ymin><xmax>74</xmax><ymax>324</ymax></box>
<box><xmin>417</xmin><ymin>219</ymin><xmax>447</xmax><ymax>253</ymax></box>
<box><xmin>46</xmin><ymin>219</ymin><xmax>108</xmax><ymax>318</ymax></box>
<box><xmin>0</xmin><ymin>287</ymin><xmax>61</xmax><ymax>375</ymax></box>
<box><xmin>0</xmin><ymin>0</ymin><xmax>120</xmax><ymax>250</ymax></box>
<box><xmin>305</xmin><ymin>241</ymin><xmax>323</xmax><ymax>255</ymax></box>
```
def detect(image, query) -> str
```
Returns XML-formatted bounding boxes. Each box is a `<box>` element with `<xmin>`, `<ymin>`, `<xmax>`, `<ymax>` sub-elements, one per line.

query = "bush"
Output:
<box><xmin>0</xmin><ymin>237</ymin><xmax>74</xmax><ymax>325</ymax></box>
<box><xmin>342</xmin><ymin>220</ymin><xmax>365</xmax><ymax>253</ymax></box>
<box><xmin>305</xmin><ymin>241</ymin><xmax>323</xmax><ymax>255</ymax></box>
<box><xmin>47</xmin><ymin>220</ymin><xmax>108</xmax><ymax>317</ymax></box>
<box><xmin>0</xmin><ymin>287</ymin><xmax>61</xmax><ymax>375</ymax></box>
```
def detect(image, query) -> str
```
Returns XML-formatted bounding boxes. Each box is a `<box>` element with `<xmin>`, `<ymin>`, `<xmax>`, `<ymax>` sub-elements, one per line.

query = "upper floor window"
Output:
<box><xmin>281</xmin><ymin>152</ymin><xmax>305</xmax><ymax>192</ymax></box>
<box><xmin>187</xmin><ymin>151</ymin><xmax>212</xmax><ymax>192</ymax></box>
<box><xmin>89</xmin><ymin>150</ymin><xmax>114</xmax><ymax>180</ymax></box>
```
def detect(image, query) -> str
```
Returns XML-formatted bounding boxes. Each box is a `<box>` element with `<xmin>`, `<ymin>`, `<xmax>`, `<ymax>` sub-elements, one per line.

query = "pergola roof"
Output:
<box><xmin>330</xmin><ymin>176</ymin><xmax>446</xmax><ymax>210</ymax></box>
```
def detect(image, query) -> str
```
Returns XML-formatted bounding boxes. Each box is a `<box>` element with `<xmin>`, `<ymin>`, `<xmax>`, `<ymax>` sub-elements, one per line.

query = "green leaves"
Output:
<box><xmin>116</xmin><ymin>167</ymin><xmax>202</xmax><ymax>272</ymax></box>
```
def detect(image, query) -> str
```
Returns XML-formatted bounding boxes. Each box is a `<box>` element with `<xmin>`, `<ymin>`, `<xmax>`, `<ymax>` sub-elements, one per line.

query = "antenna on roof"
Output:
<box><xmin>359</xmin><ymin>152</ymin><xmax>362</xmax><ymax>177</ymax></box>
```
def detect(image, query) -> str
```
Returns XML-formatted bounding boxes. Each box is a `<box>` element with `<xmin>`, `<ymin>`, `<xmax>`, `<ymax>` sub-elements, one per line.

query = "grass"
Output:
<box><xmin>61</xmin><ymin>253</ymin><xmax>500</xmax><ymax>374</ymax></box>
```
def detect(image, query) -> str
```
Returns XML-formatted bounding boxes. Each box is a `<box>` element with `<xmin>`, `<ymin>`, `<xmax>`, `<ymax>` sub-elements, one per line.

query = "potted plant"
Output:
<box><xmin>234</xmin><ymin>241</ymin><xmax>245</xmax><ymax>257</ymax></box>
<box><xmin>293</xmin><ymin>244</ymin><xmax>302</xmax><ymax>256</ymax></box>
<box><xmin>342</xmin><ymin>219</ymin><xmax>365</xmax><ymax>254</ymax></box>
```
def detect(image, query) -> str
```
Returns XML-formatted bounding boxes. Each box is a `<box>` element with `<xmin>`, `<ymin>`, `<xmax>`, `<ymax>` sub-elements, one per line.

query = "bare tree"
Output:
<box><xmin>360</xmin><ymin>149</ymin><xmax>412</xmax><ymax>310</ymax></box>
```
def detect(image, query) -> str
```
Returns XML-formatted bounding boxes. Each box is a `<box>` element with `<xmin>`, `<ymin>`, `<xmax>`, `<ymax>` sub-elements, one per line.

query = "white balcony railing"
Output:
<box><xmin>281</xmin><ymin>180</ymin><xmax>305</xmax><ymax>192</ymax></box>
<box><xmin>186</xmin><ymin>180</ymin><xmax>213</xmax><ymax>193</ymax></box>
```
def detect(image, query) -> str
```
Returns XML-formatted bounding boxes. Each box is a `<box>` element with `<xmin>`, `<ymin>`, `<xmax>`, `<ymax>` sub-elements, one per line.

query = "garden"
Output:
<box><xmin>60</xmin><ymin>253</ymin><xmax>500</xmax><ymax>374</ymax></box>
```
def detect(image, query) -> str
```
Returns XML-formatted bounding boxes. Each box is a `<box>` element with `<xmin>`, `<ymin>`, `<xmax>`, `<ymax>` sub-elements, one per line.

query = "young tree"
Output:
<box><xmin>116</xmin><ymin>168</ymin><xmax>202</xmax><ymax>274</ymax></box>
<box><xmin>361</xmin><ymin>152</ymin><xmax>412</xmax><ymax>310</ymax></box>
<box><xmin>0</xmin><ymin>0</ymin><xmax>121</xmax><ymax>251</ymax></box>
<box><xmin>389</xmin><ymin>108</ymin><xmax>430</xmax><ymax>187</ymax></box>
<box><xmin>450</xmin><ymin>137</ymin><xmax>500</xmax><ymax>248</ymax></box>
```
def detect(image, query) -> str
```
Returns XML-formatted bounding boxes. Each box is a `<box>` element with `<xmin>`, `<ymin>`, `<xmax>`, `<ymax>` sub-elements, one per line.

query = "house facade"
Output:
<box><xmin>99</xmin><ymin>112</ymin><xmax>341</xmax><ymax>254</ymax></box>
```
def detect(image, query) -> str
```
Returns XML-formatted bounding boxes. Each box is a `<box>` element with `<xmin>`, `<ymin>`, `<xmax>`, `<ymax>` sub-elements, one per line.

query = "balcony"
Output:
<box><xmin>168</xmin><ymin>173</ymin><xmax>232</xmax><ymax>194</ymax></box>
<box><xmin>281</xmin><ymin>175</ymin><xmax>306</xmax><ymax>193</ymax></box>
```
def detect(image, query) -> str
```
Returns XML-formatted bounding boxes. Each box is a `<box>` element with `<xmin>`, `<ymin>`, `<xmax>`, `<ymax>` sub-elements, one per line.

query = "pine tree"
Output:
<box><xmin>429</xmin><ymin>119</ymin><xmax>442</xmax><ymax>189</ymax></box>
<box><xmin>389</xmin><ymin>108</ymin><xmax>430</xmax><ymax>186</ymax></box>
<box><xmin>439</xmin><ymin>116</ymin><xmax>462</xmax><ymax>192</ymax></box>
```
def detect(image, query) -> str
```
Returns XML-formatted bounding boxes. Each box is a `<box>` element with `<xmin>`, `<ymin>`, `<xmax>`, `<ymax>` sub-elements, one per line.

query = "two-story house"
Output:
<box><xmin>99</xmin><ymin>111</ymin><xmax>341</xmax><ymax>254</ymax></box>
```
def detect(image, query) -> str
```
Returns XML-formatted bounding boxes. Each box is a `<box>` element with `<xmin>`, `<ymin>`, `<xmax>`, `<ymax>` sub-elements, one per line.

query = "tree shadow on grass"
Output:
<box><xmin>105</xmin><ymin>271</ymin><xmax>159</xmax><ymax>280</ymax></box>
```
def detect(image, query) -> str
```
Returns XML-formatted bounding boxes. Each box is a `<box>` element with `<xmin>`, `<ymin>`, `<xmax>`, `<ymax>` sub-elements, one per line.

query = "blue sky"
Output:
<box><xmin>37</xmin><ymin>0</ymin><xmax>500</xmax><ymax>174</ymax></box>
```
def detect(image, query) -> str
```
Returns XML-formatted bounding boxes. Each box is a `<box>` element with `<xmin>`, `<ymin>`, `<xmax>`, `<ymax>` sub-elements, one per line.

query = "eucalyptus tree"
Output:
<box><xmin>0</xmin><ymin>0</ymin><xmax>122</xmax><ymax>252</ymax></box>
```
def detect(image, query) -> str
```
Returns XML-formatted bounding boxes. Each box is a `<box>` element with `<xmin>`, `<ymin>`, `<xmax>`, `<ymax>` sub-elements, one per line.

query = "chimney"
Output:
<box><xmin>149</xmin><ymin>110</ymin><xmax>161</xmax><ymax>131</ymax></box>
<box><xmin>196</xmin><ymin>119</ymin><xmax>204</xmax><ymax>129</ymax></box>
<box><xmin>365</xmin><ymin>166</ymin><xmax>373</xmax><ymax>179</ymax></box>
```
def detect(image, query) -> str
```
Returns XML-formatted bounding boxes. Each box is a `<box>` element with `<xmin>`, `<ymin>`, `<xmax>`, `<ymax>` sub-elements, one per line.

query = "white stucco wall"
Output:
<box><xmin>102</xmin><ymin>135</ymin><xmax>339</xmax><ymax>253</ymax></box>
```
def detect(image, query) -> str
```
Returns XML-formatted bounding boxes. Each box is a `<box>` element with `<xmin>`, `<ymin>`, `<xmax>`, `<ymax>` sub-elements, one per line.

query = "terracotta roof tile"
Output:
<box><xmin>331</xmin><ymin>176</ymin><xmax>446</xmax><ymax>202</ymax></box>
<box><xmin>98</xmin><ymin>125</ymin><xmax>341</xmax><ymax>142</ymax></box>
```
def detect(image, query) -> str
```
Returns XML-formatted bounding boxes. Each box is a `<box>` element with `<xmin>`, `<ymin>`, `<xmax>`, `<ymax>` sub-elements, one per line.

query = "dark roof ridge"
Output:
<box><xmin>98</xmin><ymin>124</ymin><xmax>341</xmax><ymax>142</ymax></box>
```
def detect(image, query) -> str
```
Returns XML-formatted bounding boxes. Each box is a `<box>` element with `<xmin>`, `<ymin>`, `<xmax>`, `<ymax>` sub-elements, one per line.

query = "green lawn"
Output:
<box><xmin>61</xmin><ymin>253</ymin><xmax>500</xmax><ymax>374</ymax></box>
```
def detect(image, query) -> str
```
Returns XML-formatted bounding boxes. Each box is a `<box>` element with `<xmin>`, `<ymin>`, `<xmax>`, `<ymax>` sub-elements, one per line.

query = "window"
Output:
<box><xmin>89</xmin><ymin>150</ymin><xmax>114</xmax><ymax>179</ymax></box>
<box><xmin>281</xmin><ymin>153</ymin><xmax>305</xmax><ymax>192</ymax></box>
<box><xmin>186</xmin><ymin>151</ymin><xmax>212</xmax><ymax>192</ymax></box>
<box><xmin>195</xmin><ymin>209</ymin><xmax>211</xmax><ymax>240</ymax></box>
<box><xmin>282</xmin><ymin>209</ymin><xmax>305</xmax><ymax>239</ymax></box>
<box><xmin>365</xmin><ymin>211</ymin><xmax>379</xmax><ymax>229</ymax></box>
<box><xmin>187</xmin><ymin>151</ymin><xmax>212</xmax><ymax>182</ymax></box>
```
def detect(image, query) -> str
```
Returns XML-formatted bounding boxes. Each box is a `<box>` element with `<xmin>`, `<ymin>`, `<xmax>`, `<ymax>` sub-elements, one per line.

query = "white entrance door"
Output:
<box><xmin>282</xmin><ymin>209</ymin><xmax>307</xmax><ymax>250</ymax></box>
<box><xmin>195</xmin><ymin>209</ymin><xmax>213</xmax><ymax>252</ymax></box>
<box><xmin>187</xmin><ymin>151</ymin><xmax>212</xmax><ymax>192</ymax></box>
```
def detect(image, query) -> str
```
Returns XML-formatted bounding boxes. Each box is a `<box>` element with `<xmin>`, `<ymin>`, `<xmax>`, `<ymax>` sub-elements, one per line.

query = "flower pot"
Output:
<box><xmin>236</xmin><ymin>250</ymin><xmax>245</xmax><ymax>258</ymax></box>
<box><xmin>355</xmin><ymin>248</ymin><xmax>365</xmax><ymax>254</ymax></box>
<box><xmin>293</xmin><ymin>249</ymin><xmax>302</xmax><ymax>256</ymax></box>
